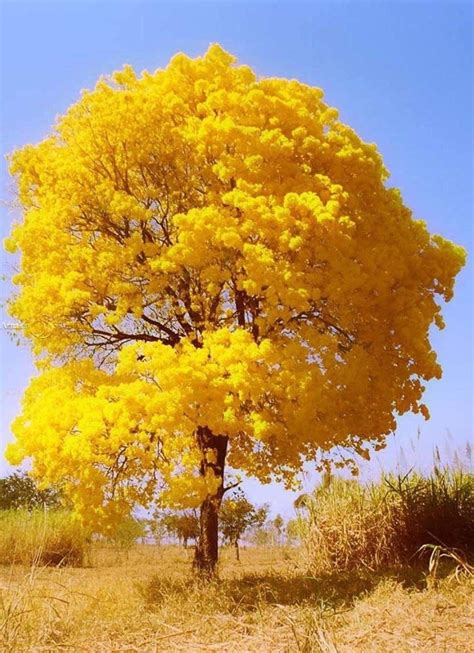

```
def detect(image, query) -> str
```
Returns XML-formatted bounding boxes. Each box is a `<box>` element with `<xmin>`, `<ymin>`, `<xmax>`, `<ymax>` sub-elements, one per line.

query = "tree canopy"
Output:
<box><xmin>0</xmin><ymin>470</ymin><xmax>62</xmax><ymax>511</ymax></box>
<box><xmin>219</xmin><ymin>490</ymin><xmax>268</xmax><ymax>558</ymax></box>
<box><xmin>158</xmin><ymin>510</ymin><xmax>199</xmax><ymax>548</ymax></box>
<box><xmin>5</xmin><ymin>45</ymin><xmax>465</xmax><ymax>571</ymax></box>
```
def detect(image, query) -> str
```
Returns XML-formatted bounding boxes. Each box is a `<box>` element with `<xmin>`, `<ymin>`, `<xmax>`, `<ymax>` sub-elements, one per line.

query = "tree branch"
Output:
<box><xmin>222</xmin><ymin>480</ymin><xmax>242</xmax><ymax>495</ymax></box>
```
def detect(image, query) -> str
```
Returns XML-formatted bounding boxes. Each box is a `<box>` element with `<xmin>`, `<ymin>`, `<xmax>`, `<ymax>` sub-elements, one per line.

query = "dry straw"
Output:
<box><xmin>0</xmin><ymin>509</ymin><xmax>89</xmax><ymax>567</ymax></box>
<box><xmin>296</xmin><ymin>466</ymin><xmax>474</xmax><ymax>574</ymax></box>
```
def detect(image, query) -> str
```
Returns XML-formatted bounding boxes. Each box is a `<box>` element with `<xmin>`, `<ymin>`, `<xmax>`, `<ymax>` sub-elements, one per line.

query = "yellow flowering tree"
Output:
<box><xmin>5</xmin><ymin>45</ymin><xmax>465</xmax><ymax>575</ymax></box>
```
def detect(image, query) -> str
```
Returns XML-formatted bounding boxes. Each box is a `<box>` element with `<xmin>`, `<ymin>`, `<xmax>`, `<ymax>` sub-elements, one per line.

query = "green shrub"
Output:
<box><xmin>0</xmin><ymin>470</ymin><xmax>62</xmax><ymax>510</ymax></box>
<box><xmin>297</xmin><ymin>467</ymin><xmax>474</xmax><ymax>573</ymax></box>
<box><xmin>0</xmin><ymin>509</ymin><xmax>90</xmax><ymax>566</ymax></box>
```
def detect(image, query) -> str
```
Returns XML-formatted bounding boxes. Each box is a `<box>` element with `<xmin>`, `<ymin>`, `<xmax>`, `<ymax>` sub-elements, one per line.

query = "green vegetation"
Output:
<box><xmin>219</xmin><ymin>490</ymin><xmax>268</xmax><ymax>560</ymax></box>
<box><xmin>106</xmin><ymin>516</ymin><xmax>147</xmax><ymax>551</ymax></box>
<box><xmin>0</xmin><ymin>471</ymin><xmax>62</xmax><ymax>511</ymax></box>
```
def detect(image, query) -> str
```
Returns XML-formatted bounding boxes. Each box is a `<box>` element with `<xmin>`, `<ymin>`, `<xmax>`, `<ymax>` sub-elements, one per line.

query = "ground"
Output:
<box><xmin>1</xmin><ymin>545</ymin><xmax>472</xmax><ymax>652</ymax></box>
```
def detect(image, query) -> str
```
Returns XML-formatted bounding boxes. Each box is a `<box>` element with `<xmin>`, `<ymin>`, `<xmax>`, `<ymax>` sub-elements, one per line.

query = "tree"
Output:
<box><xmin>219</xmin><ymin>490</ymin><xmax>268</xmax><ymax>560</ymax></box>
<box><xmin>293</xmin><ymin>494</ymin><xmax>311</xmax><ymax>513</ymax></box>
<box><xmin>158</xmin><ymin>510</ymin><xmax>199</xmax><ymax>548</ymax></box>
<box><xmin>0</xmin><ymin>470</ymin><xmax>62</xmax><ymax>510</ymax></box>
<box><xmin>5</xmin><ymin>45</ymin><xmax>465</xmax><ymax>577</ymax></box>
<box><xmin>107</xmin><ymin>516</ymin><xmax>146</xmax><ymax>550</ymax></box>
<box><xmin>146</xmin><ymin>516</ymin><xmax>168</xmax><ymax>546</ymax></box>
<box><xmin>272</xmin><ymin>514</ymin><xmax>284</xmax><ymax>546</ymax></box>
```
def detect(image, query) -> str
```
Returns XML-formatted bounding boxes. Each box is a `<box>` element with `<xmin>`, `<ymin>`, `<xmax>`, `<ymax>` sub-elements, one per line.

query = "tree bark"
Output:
<box><xmin>193</xmin><ymin>426</ymin><xmax>228</xmax><ymax>578</ymax></box>
<box><xmin>234</xmin><ymin>539</ymin><xmax>240</xmax><ymax>562</ymax></box>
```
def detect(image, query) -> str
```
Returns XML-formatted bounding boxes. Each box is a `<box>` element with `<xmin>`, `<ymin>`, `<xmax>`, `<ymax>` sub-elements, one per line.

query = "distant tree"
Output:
<box><xmin>159</xmin><ymin>510</ymin><xmax>199</xmax><ymax>548</ymax></box>
<box><xmin>147</xmin><ymin>517</ymin><xmax>168</xmax><ymax>546</ymax></box>
<box><xmin>273</xmin><ymin>514</ymin><xmax>285</xmax><ymax>546</ymax></box>
<box><xmin>0</xmin><ymin>470</ymin><xmax>62</xmax><ymax>510</ymax></box>
<box><xmin>219</xmin><ymin>490</ymin><xmax>268</xmax><ymax>560</ymax></box>
<box><xmin>108</xmin><ymin>516</ymin><xmax>146</xmax><ymax>550</ymax></box>
<box><xmin>250</xmin><ymin>525</ymin><xmax>272</xmax><ymax>547</ymax></box>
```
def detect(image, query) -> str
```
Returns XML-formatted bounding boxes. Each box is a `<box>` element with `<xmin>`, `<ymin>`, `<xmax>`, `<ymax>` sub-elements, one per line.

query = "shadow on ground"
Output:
<box><xmin>142</xmin><ymin>565</ymin><xmax>434</xmax><ymax>612</ymax></box>
<box><xmin>221</xmin><ymin>567</ymin><xmax>429</xmax><ymax>608</ymax></box>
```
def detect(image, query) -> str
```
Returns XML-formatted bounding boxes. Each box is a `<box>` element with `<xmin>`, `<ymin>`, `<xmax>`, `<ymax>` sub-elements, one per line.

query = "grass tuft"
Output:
<box><xmin>0</xmin><ymin>510</ymin><xmax>89</xmax><ymax>567</ymax></box>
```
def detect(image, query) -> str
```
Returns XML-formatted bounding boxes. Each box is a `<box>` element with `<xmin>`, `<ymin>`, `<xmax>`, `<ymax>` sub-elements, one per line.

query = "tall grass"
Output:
<box><xmin>0</xmin><ymin>509</ymin><xmax>89</xmax><ymax>566</ymax></box>
<box><xmin>297</xmin><ymin>467</ymin><xmax>474</xmax><ymax>573</ymax></box>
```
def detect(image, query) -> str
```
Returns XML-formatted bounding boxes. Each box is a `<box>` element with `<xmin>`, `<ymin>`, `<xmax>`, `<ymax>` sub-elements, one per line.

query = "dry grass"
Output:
<box><xmin>296</xmin><ymin>468</ymin><xmax>474</xmax><ymax>574</ymax></box>
<box><xmin>0</xmin><ymin>510</ymin><xmax>89</xmax><ymax>567</ymax></box>
<box><xmin>1</xmin><ymin>544</ymin><xmax>472</xmax><ymax>652</ymax></box>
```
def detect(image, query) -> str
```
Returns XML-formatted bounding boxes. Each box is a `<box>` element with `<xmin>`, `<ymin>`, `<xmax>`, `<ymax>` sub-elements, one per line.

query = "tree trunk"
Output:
<box><xmin>234</xmin><ymin>539</ymin><xmax>240</xmax><ymax>562</ymax></box>
<box><xmin>193</xmin><ymin>427</ymin><xmax>228</xmax><ymax>578</ymax></box>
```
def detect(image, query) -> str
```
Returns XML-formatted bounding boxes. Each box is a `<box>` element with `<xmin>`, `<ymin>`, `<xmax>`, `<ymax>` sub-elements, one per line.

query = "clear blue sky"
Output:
<box><xmin>1</xmin><ymin>1</ymin><xmax>472</xmax><ymax>516</ymax></box>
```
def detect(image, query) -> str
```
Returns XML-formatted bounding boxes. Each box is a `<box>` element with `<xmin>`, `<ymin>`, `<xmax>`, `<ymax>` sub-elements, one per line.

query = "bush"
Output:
<box><xmin>0</xmin><ymin>509</ymin><xmax>90</xmax><ymax>566</ymax></box>
<box><xmin>297</xmin><ymin>467</ymin><xmax>474</xmax><ymax>573</ymax></box>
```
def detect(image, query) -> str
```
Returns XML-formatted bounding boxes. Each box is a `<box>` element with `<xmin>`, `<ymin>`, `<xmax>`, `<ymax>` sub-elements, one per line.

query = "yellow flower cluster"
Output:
<box><xmin>5</xmin><ymin>45</ymin><xmax>465</xmax><ymax>530</ymax></box>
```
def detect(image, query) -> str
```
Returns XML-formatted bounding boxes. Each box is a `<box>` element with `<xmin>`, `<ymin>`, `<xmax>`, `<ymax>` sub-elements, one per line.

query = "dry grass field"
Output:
<box><xmin>1</xmin><ymin>544</ymin><xmax>472</xmax><ymax>653</ymax></box>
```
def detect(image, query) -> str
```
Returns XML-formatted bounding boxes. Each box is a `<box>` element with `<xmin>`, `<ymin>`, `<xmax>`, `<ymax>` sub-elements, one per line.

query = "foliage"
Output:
<box><xmin>219</xmin><ymin>490</ymin><xmax>268</xmax><ymax>554</ymax></box>
<box><xmin>146</xmin><ymin>517</ymin><xmax>168</xmax><ymax>545</ymax></box>
<box><xmin>272</xmin><ymin>514</ymin><xmax>285</xmax><ymax>545</ymax></box>
<box><xmin>158</xmin><ymin>510</ymin><xmax>199</xmax><ymax>547</ymax></box>
<box><xmin>286</xmin><ymin>518</ymin><xmax>300</xmax><ymax>545</ymax></box>
<box><xmin>0</xmin><ymin>509</ymin><xmax>89</xmax><ymax>566</ymax></box>
<box><xmin>5</xmin><ymin>44</ymin><xmax>465</xmax><ymax>533</ymax></box>
<box><xmin>249</xmin><ymin>526</ymin><xmax>273</xmax><ymax>547</ymax></box>
<box><xmin>106</xmin><ymin>516</ymin><xmax>146</xmax><ymax>550</ymax></box>
<box><xmin>418</xmin><ymin>543</ymin><xmax>474</xmax><ymax>582</ymax></box>
<box><xmin>297</xmin><ymin>467</ymin><xmax>474</xmax><ymax>573</ymax></box>
<box><xmin>0</xmin><ymin>470</ymin><xmax>62</xmax><ymax>511</ymax></box>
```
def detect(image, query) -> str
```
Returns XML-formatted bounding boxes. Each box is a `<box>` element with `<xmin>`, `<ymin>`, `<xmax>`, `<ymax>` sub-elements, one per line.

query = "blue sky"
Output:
<box><xmin>0</xmin><ymin>1</ymin><xmax>472</xmax><ymax>516</ymax></box>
